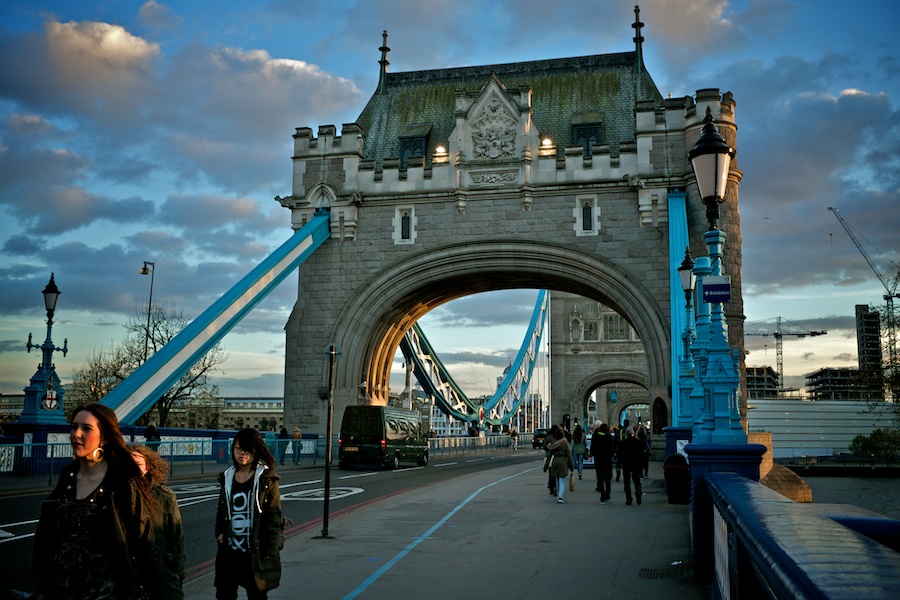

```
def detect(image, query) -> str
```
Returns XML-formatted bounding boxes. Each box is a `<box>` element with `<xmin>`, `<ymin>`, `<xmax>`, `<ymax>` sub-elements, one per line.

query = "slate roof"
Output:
<box><xmin>356</xmin><ymin>52</ymin><xmax>663</xmax><ymax>165</ymax></box>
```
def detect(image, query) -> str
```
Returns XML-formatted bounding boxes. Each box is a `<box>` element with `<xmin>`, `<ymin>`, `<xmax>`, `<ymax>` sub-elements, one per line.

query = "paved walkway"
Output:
<box><xmin>184</xmin><ymin>457</ymin><xmax>708</xmax><ymax>599</ymax></box>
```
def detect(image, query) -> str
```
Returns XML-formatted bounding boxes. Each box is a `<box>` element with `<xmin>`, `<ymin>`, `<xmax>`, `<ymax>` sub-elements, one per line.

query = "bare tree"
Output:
<box><xmin>184</xmin><ymin>389</ymin><xmax>226</xmax><ymax>429</ymax></box>
<box><xmin>69</xmin><ymin>303</ymin><xmax>227</xmax><ymax>426</ymax></box>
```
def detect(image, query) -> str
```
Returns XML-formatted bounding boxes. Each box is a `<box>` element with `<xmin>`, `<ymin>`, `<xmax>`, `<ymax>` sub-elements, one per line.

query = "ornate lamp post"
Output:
<box><xmin>676</xmin><ymin>248</ymin><xmax>696</xmax><ymax>428</ymax></box>
<box><xmin>687</xmin><ymin>106</ymin><xmax>745</xmax><ymax>444</ymax></box>
<box><xmin>18</xmin><ymin>274</ymin><xmax>68</xmax><ymax>424</ymax></box>
<box><xmin>682</xmin><ymin>100</ymin><xmax>766</xmax><ymax>585</ymax></box>
<box><xmin>139</xmin><ymin>261</ymin><xmax>155</xmax><ymax>363</ymax></box>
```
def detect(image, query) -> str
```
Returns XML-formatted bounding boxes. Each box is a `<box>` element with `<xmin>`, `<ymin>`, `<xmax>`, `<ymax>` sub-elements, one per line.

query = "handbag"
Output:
<box><xmin>543</xmin><ymin>454</ymin><xmax>554</xmax><ymax>472</ymax></box>
<box><xmin>568</xmin><ymin>472</ymin><xmax>575</xmax><ymax>491</ymax></box>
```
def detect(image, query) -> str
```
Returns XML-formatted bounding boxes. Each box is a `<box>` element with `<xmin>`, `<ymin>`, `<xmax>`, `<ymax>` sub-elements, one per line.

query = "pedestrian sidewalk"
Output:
<box><xmin>184</xmin><ymin>458</ymin><xmax>708</xmax><ymax>599</ymax></box>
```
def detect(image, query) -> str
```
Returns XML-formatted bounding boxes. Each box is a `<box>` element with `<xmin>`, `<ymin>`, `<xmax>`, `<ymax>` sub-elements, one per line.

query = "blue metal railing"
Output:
<box><xmin>703</xmin><ymin>472</ymin><xmax>900</xmax><ymax>599</ymax></box>
<box><xmin>0</xmin><ymin>434</ymin><xmax>533</xmax><ymax>490</ymax></box>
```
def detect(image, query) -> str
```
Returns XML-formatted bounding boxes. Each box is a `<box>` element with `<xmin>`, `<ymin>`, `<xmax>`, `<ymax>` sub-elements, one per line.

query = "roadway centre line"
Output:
<box><xmin>341</xmin><ymin>466</ymin><xmax>537</xmax><ymax>600</ymax></box>
<box><xmin>433</xmin><ymin>462</ymin><xmax>457</xmax><ymax>467</ymax></box>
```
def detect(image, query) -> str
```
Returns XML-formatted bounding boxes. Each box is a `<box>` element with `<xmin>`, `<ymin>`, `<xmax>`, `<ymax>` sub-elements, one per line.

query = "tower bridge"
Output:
<box><xmin>276</xmin><ymin>30</ymin><xmax>745</xmax><ymax>436</ymax></box>
<box><xmin>95</xmin><ymin>14</ymin><xmax>746</xmax><ymax>438</ymax></box>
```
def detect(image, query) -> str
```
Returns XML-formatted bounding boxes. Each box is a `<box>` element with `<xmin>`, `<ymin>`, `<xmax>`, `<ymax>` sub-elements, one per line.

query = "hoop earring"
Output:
<box><xmin>89</xmin><ymin>447</ymin><xmax>105</xmax><ymax>463</ymax></box>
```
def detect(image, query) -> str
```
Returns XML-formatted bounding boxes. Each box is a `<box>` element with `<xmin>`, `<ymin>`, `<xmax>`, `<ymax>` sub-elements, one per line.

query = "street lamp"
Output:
<box><xmin>688</xmin><ymin>105</ymin><xmax>744</xmax><ymax>444</ymax></box>
<box><xmin>19</xmin><ymin>273</ymin><xmax>68</xmax><ymax>424</ymax></box>
<box><xmin>678</xmin><ymin>247</ymin><xmax>696</xmax><ymax>305</ymax></box>
<box><xmin>688</xmin><ymin>107</ymin><xmax>735</xmax><ymax>230</ymax></box>
<box><xmin>139</xmin><ymin>261</ymin><xmax>155</xmax><ymax>363</ymax></box>
<box><xmin>676</xmin><ymin>247</ymin><xmax>697</xmax><ymax>428</ymax></box>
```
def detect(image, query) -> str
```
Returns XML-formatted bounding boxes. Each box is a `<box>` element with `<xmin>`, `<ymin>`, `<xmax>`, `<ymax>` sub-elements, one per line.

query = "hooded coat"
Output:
<box><xmin>215</xmin><ymin>463</ymin><xmax>282</xmax><ymax>592</ymax></box>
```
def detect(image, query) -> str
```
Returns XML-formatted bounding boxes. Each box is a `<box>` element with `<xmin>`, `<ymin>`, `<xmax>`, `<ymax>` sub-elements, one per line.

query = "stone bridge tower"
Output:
<box><xmin>276</xmin><ymin>22</ymin><xmax>744</xmax><ymax>436</ymax></box>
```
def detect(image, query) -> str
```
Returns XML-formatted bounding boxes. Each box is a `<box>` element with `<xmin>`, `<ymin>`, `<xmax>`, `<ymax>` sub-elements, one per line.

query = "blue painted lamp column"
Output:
<box><xmin>689</xmin><ymin>255</ymin><xmax>711</xmax><ymax>436</ymax></box>
<box><xmin>683</xmin><ymin>105</ymin><xmax>765</xmax><ymax>585</ymax></box>
<box><xmin>18</xmin><ymin>273</ymin><xmax>68</xmax><ymax>425</ymax></box>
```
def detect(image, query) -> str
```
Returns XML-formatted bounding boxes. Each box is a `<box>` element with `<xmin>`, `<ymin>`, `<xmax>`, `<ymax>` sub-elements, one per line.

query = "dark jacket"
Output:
<box><xmin>33</xmin><ymin>459</ymin><xmax>163</xmax><ymax>599</ymax></box>
<box><xmin>589</xmin><ymin>431</ymin><xmax>614</xmax><ymax>467</ymax></box>
<box><xmin>215</xmin><ymin>464</ymin><xmax>282</xmax><ymax>592</ymax></box>
<box><xmin>618</xmin><ymin>433</ymin><xmax>645</xmax><ymax>470</ymax></box>
<box><xmin>153</xmin><ymin>483</ymin><xmax>186</xmax><ymax>600</ymax></box>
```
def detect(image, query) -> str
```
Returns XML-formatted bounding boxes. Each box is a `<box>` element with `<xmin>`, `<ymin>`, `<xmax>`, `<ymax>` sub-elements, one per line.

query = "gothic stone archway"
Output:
<box><xmin>278</xmin><ymin>44</ymin><xmax>744</xmax><ymax>435</ymax></box>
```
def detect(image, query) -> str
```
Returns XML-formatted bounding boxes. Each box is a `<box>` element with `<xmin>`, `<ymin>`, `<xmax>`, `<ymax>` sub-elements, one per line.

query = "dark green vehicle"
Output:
<box><xmin>338</xmin><ymin>405</ymin><xmax>429</xmax><ymax>469</ymax></box>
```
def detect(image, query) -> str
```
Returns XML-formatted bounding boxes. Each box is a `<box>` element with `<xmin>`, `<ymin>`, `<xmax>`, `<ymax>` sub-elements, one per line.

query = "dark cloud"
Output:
<box><xmin>0</xmin><ymin>339</ymin><xmax>24</xmax><ymax>354</ymax></box>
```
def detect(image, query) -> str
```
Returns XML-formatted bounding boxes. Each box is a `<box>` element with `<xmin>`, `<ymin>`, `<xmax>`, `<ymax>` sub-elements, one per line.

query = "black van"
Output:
<box><xmin>338</xmin><ymin>405</ymin><xmax>429</xmax><ymax>469</ymax></box>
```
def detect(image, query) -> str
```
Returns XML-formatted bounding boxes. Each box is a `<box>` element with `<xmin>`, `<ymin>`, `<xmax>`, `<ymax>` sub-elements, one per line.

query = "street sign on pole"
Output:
<box><xmin>702</xmin><ymin>276</ymin><xmax>731</xmax><ymax>303</ymax></box>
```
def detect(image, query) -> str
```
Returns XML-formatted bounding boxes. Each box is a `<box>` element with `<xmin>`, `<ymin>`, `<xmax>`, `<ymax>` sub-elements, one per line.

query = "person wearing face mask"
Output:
<box><xmin>128</xmin><ymin>443</ymin><xmax>186</xmax><ymax>599</ymax></box>
<box><xmin>31</xmin><ymin>402</ymin><xmax>163</xmax><ymax>600</ymax></box>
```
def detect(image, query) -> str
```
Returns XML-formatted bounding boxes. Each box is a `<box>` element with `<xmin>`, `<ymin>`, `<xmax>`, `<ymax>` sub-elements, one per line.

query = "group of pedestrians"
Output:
<box><xmin>31</xmin><ymin>402</ymin><xmax>289</xmax><ymax>599</ymax></box>
<box><xmin>542</xmin><ymin>419</ymin><xmax>652</xmax><ymax>507</ymax></box>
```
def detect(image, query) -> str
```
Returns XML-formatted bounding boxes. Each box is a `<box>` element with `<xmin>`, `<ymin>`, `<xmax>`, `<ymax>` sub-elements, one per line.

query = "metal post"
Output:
<box><xmin>319</xmin><ymin>345</ymin><xmax>337</xmax><ymax>538</ymax></box>
<box><xmin>140</xmin><ymin>261</ymin><xmax>155</xmax><ymax>364</ymax></box>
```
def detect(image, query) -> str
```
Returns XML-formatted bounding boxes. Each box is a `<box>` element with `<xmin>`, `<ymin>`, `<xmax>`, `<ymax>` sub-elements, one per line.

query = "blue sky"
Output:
<box><xmin>1</xmin><ymin>0</ymin><xmax>898</xmax><ymax>401</ymax></box>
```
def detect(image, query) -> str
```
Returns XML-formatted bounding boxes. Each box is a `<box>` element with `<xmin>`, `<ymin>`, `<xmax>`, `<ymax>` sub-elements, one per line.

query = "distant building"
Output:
<box><xmin>855</xmin><ymin>304</ymin><xmax>884</xmax><ymax>397</ymax></box>
<box><xmin>215</xmin><ymin>397</ymin><xmax>285</xmax><ymax>431</ymax></box>
<box><xmin>0</xmin><ymin>394</ymin><xmax>25</xmax><ymax>426</ymax></box>
<box><xmin>805</xmin><ymin>367</ymin><xmax>881</xmax><ymax>401</ymax></box>
<box><xmin>748</xmin><ymin>398</ymin><xmax>894</xmax><ymax>458</ymax></box>
<box><xmin>746</xmin><ymin>366</ymin><xmax>779</xmax><ymax>399</ymax></box>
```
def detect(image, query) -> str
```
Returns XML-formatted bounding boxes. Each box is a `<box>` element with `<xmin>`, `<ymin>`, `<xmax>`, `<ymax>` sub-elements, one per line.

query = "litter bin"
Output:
<box><xmin>663</xmin><ymin>453</ymin><xmax>691</xmax><ymax>504</ymax></box>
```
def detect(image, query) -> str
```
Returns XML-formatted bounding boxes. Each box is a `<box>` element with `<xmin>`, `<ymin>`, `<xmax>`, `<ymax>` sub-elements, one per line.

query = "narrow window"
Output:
<box><xmin>401</xmin><ymin>211</ymin><xmax>411</xmax><ymax>240</ymax></box>
<box><xmin>582</xmin><ymin>202</ymin><xmax>593</xmax><ymax>231</ymax></box>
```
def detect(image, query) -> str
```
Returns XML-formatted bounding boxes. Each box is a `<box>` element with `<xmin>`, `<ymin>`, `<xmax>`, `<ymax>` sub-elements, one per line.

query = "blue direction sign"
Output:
<box><xmin>702</xmin><ymin>276</ymin><xmax>731</xmax><ymax>303</ymax></box>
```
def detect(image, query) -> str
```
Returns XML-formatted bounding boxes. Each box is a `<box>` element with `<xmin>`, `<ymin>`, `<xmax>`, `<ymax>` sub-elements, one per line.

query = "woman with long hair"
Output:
<box><xmin>571</xmin><ymin>424</ymin><xmax>587</xmax><ymax>480</ymax></box>
<box><xmin>215</xmin><ymin>428</ymin><xmax>282</xmax><ymax>599</ymax></box>
<box><xmin>32</xmin><ymin>402</ymin><xmax>163</xmax><ymax>599</ymax></box>
<box><xmin>546</xmin><ymin>426</ymin><xmax>574</xmax><ymax>504</ymax></box>
<box><xmin>128</xmin><ymin>443</ymin><xmax>186</xmax><ymax>600</ymax></box>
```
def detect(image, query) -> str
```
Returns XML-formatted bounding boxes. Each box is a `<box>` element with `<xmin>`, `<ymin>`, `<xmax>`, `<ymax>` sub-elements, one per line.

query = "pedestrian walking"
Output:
<box><xmin>291</xmin><ymin>426</ymin><xmax>302</xmax><ymax>465</ymax></box>
<box><xmin>590</xmin><ymin>422</ymin><xmax>614</xmax><ymax>503</ymax></box>
<box><xmin>545</xmin><ymin>426</ymin><xmax>574</xmax><ymax>504</ymax></box>
<box><xmin>215</xmin><ymin>428</ymin><xmax>282</xmax><ymax>599</ymax></box>
<box><xmin>614</xmin><ymin>419</ymin><xmax>630</xmax><ymax>481</ymax></box>
<box><xmin>543</xmin><ymin>424</ymin><xmax>560</xmax><ymax>495</ymax></box>
<box><xmin>32</xmin><ymin>402</ymin><xmax>163</xmax><ymax>599</ymax></box>
<box><xmin>571</xmin><ymin>424</ymin><xmax>587</xmax><ymax>480</ymax></box>
<box><xmin>277</xmin><ymin>427</ymin><xmax>289</xmax><ymax>466</ymax></box>
<box><xmin>636</xmin><ymin>423</ymin><xmax>651</xmax><ymax>478</ymax></box>
<box><xmin>128</xmin><ymin>443</ymin><xmax>186</xmax><ymax>600</ymax></box>
<box><xmin>619</xmin><ymin>425</ymin><xmax>644</xmax><ymax>505</ymax></box>
<box><xmin>144</xmin><ymin>420</ymin><xmax>161</xmax><ymax>451</ymax></box>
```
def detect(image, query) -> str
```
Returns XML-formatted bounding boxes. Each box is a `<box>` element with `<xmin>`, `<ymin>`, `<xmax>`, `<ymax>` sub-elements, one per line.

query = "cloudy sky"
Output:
<box><xmin>1</xmin><ymin>0</ymin><xmax>898</xmax><ymax>402</ymax></box>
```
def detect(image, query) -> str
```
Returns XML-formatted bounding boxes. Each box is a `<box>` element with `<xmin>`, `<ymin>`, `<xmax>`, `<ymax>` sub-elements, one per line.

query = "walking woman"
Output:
<box><xmin>32</xmin><ymin>402</ymin><xmax>163</xmax><ymax>599</ymax></box>
<box><xmin>571</xmin><ymin>424</ymin><xmax>587</xmax><ymax>480</ymax></box>
<box><xmin>546</xmin><ymin>426</ymin><xmax>574</xmax><ymax>504</ymax></box>
<box><xmin>215</xmin><ymin>428</ymin><xmax>283</xmax><ymax>599</ymax></box>
<box><xmin>128</xmin><ymin>443</ymin><xmax>186</xmax><ymax>599</ymax></box>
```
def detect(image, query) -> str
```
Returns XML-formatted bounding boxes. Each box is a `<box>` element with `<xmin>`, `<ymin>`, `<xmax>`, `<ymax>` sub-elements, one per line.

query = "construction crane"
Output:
<box><xmin>745</xmin><ymin>316</ymin><xmax>827</xmax><ymax>391</ymax></box>
<box><xmin>828</xmin><ymin>206</ymin><xmax>900</xmax><ymax>370</ymax></box>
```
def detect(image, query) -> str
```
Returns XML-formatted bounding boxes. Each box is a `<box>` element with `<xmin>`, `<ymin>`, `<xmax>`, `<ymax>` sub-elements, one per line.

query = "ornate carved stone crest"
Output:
<box><xmin>471</xmin><ymin>95</ymin><xmax>517</xmax><ymax>160</ymax></box>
